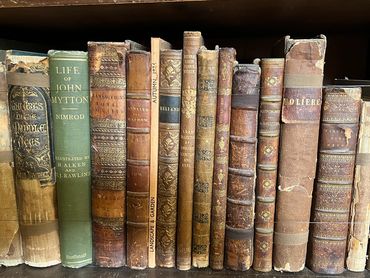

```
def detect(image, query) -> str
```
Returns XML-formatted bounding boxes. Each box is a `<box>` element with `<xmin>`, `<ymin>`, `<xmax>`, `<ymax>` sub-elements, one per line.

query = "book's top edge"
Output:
<box><xmin>184</xmin><ymin>31</ymin><xmax>202</xmax><ymax>36</ymax></box>
<box><xmin>261</xmin><ymin>58</ymin><xmax>285</xmax><ymax>62</ymax></box>
<box><xmin>6</xmin><ymin>49</ymin><xmax>47</xmax><ymax>57</ymax></box>
<box><xmin>237</xmin><ymin>63</ymin><xmax>260</xmax><ymax>68</ymax></box>
<box><xmin>88</xmin><ymin>41</ymin><xmax>129</xmax><ymax>46</ymax></box>
<box><xmin>48</xmin><ymin>50</ymin><xmax>87</xmax><ymax>58</ymax></box>
<box><xmin>285</xmin><ymin>34</ymin><xmax>326</xmax><ymax>42</ymax></box>
<box><xmin>324</xmin><ymin>85</ymin><xmax>363</xmax><ymax>89</ymax></box>
<box><xmin>128</xmin><ymin>49</ymin><xmax>150</xmax><ymax>55</ymax></box>
<box><xmin>160</xmin><ymin>49</ymin><xmax>182</xmax><ymax>53</ymax></box>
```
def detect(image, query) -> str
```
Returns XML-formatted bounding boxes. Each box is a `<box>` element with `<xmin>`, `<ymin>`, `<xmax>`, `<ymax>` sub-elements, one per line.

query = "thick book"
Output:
<box><xmin>149</xmin><ymin>38</ymin><xmax>171</xmax><ymax>268</ymax></box>
<box><xmin>156</xmin><ymin>49</ymin><xmax>182</xmax><ymax>268</ymax></box>
<box><xmin>7</xmin><ymin>50</ymin><xmax>60</xmax><ymax>267</ymax></box>
<box><xmin>225</xmin><ymin>63</ymin><xmax>261</xmax><ymax>271</ymax></box>
<box><xmin>0</xmin><ymin>50</ymin><xmax>23</xmax><ymax>267</ymax></box>
<box><xmin>192</xmin><ymin>47</ymin><xmax>219</xmax><ymax>268</ymax></box>
<box><xmin>177</xmin><ymin>31</ymin><xmax>203</xmax><ymax>271</ymax></box>
<box><xmin>49</xmin><ymin>50</ymin><xmax>92</xmax><ymax>268</ymax></box>
<box><xmin>309</xmin><ymin>87</ymin><xmax>361</xmax><ymax>274</ymax></box>
<box><xmin>253</xmin><ymin>58</ymin><xmax>284</xmax><ymax>272</ymax></box>
<box><xmin>273</xmin><ymin>35</ymin><xmax>327</xmax><ymax>272</ymax></box>
<box><xmin>126</xmin><ymin>50</ymin><xmax>151</xmax><ymax>270</ymax></box>
<box><xmin>347</xmin><ymin>101</ymin><xmax>370</xmax><ymax>272</ymax></box>
<box><xmin>88</xmin><ymin>41</ymin><xmax>129</xmax><ymax>267</ymax></box>
<box><xmin>209</xmin><ymin>47</ymin><xmax>236</xmax><ymax>270</ymax></box>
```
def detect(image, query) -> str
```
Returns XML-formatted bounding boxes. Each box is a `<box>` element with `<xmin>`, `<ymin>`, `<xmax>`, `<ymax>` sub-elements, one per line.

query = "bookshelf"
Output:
<box><xmin>0</xmin><ymin>0</ymin><xmax>369</xmax><ymax>276</ymax></box>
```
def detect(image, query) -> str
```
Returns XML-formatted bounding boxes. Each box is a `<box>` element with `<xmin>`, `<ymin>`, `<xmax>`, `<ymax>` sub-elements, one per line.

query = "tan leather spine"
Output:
<box><xmin>225</xmin><ymin>63</ymin><xmax>261</xmax><ymax>271</ymax></box>
<box><xmin>0</xmin><ymin>51</ymin><xmax>23</xmax><ymax>267</ymax></box>
<box><xmin>177</xmin><ymin>31</ymin><xmax>203</xmax><ymax>270</ymax></box>
<box><xmin>89</xmin><ymin>41</ymin><xmax>129</xmax><ymax>267</ymax></box>
<box><xmin>309</xmin><ymin>87</ymin><xmax>361</xmax><ymax>274</ymax></box>
<box><xmin>209</xmin><ymin>47</ymin><xmax>236</xmax><ymax>270</ymax></box>
<box><xmin>347</xmin><ymin>101</ymin><xmax>370</xmax><ymax>272</ymax></box>
<box><xmin>126</xmin><ymin>50</ymin><xmax>151</xmax><ymax>270</ymax></box>
<box><xmin>273</xmin><ymin>35</ymin><xmax>327</xmax><ymax>272</ymax></box>
<box><xmin>253</xmin><ymin>58</ymin><xmax>284</xmax><ymax>272</ymax></box>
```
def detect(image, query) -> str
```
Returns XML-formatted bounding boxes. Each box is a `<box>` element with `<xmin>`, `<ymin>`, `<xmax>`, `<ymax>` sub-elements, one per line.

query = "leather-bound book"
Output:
<box><xmin>309</xmin><ymin>87</ymin><xmax>361</xmax><ymax>274</ymax></box>
<box><xmin>126</xmin><ymin>50</ymin><xmax>151</xmax><ymax>270</ymax></box>
<box><xmin>347</xmin><ymin>101</ymin><xmax>370</xmax><ymax>272</ymax></box>
<box><xmin>177</xmin><ymin>31</ymin><xmax>203</xmax><ymax>270</ymax></box>
<box><xmin>49</xmin><ymin>50</ymin><xmax>92</xmax><ymax>268</ymax></box>
<box><xmin>225</xmin><ymin>63</ymin><xmax>261</xmax><ymax>271</ymax></box>
<box><xmin>367</xmin><ymin>231</ymin><xmax>370</xmax><ymax>270</ymax></box>
<box><xmin>273</xmin><ymin>35</ymin><xmax>327</xmax><ymax>272</ymax></box>
<box><xmin>149</xmin><ymin>37</ymin><xmax>171</xmax><ymax>268</ymax></box>
<box><xmin>7</xmin><ymin>51</ymin><xmax>60</xmax><ymax>267</ymax></box>
<box><xmin>156</xmin><ymin>49</ymin><xmax>182</xmax><ymax>268</ymax></box>
<box><xmin>192</xmin><ymin>47</ymin><xmax>219</xmax><ymax>268</ymax></box>
<box><xmin>253</xmin><ymin>58</ymin><xmax>284</xmax><ymax>272</ymax></box>
<box><xmin>0</xmin><ymin>50</ymin><xmax>23</xmax><ymax>267</ymax></box>
<box><xmin>209</xmin><ymin>47</ymin><xmax>236</xmax><ymax>270</ymax></box>
<box><xmin>88</xmin><ymin>41</ymin><xmax>128</xmax><ymax>268</ymax></box>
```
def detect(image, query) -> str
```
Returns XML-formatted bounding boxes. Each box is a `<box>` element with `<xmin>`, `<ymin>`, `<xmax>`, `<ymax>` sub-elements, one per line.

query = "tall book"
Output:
<box><xmin>88</xmin><ymin>41</ymin><xmax>129</xmax><ymax>267</ymax></box>
<box><xmin>347</xmin><ymin>101</ymin><xmax>370</xmax><ymax>272</ymax></box>
<box><xmin>49</xmin><ymin>50</ymin><xmax>92</xmax><ymax>268</ymax></box>
<box><xmin>126</xmin><ymin>50</ymin><xmax>151</xmax><ymax>270</ymax></box>
<box><xmin>209</xmin><ymin>47</ymin><xmax>236</xmax><ymax>270</ymax></box>
<box><xmin>149</xmin><ymin>38</ymin><xmax>171</xmax><ymax>268</ymax></box>
<box><xmin>0</xmin><ymin>50</ymin><xmax>23</xmax><ymax>267</ymax></box>
<box><xmin>7</xmin><ymin>51</ymin><xmax>60</xmax><ymax>267</ymax></box>
<box><xmin>367</xmin><ymin>233</ymin><xmax>370</xmax><ymax>270</ymax></box>
<box><xmin>225</xmin><ymin>63</ymin><xmax>261</xmax><ymax>271</ymax></box>
<box><xmin>253</xmin><ymin>58</ymin><xmax>284</xmax><ymax>272</ymax></box>
<box><xmin>156</xmin><ymin>49</ymin><xmax>182</xmax><ymax>268</ymax></box>
<box><xmin>273</xmin><ymin>35</ymin><xmax>327</xmax><ymax>272</ymax></box>
<box><xmin>192</xmin><ymin>47</ymin><xmax>219</xmax><ymax>268</ymax></box>
<box><xmin>309</xmin><ymin>87</ymin><xmax>361</xmax><ymax>274</ymax></box>
<box><xmin>177</xmin><ymin>31</ymin><xmax>203</xmax><ymax>270</ymax></box>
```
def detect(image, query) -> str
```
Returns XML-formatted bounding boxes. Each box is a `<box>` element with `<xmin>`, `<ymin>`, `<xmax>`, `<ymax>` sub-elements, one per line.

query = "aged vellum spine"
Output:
<box><xmin>0</xmin><ymin>50</ymin><xmax>23</xmax><ymax>267</ymax></box>
<box><xmin>156</xmin><ymin>49</ymin><xmax>182</xmax><ymax>268</ymax></box>
<box><xmin>7</xmin><ymin>51</ymin><xmax>60</xmax><ymax>267</ymax></box>
<box><xmin>309</xmin><ymin>87</ymin><xmax>361</xmax><ymax>274</ymax></box>
<box><xmin>225</xmin><ymin>63</ymin><xmax>261</xmax><ymax>271</ymax></box>
<box><xmin>253</xmin><ymin>58</ymin><xmax>284</xmax><ymax>272</ymax></box>
<box><xmin>347</xmin><ymin>101</ymin><xmax>370</xmax><ymax>272</ymax></box>
<box><xmin>149</xmin><ymin>38</ymin><xmax>171</xmax><ymax>268</ymax></box>
<box><xmin>126</xmin><ymin>50</ymin><xmax>151</xmax><ymax>270</ymax></box>
<box><xmin>89</xmin><ymin>42</ymin><xmax>129</xmax><ymax>267</ymax></box>
<box><xmin>177</xmin><ymin>31</ymin><xmax>203</xmax><ymax>270</ymax></box>
<box><xmin>209</xmin><ymin>47</ymin><xmax>236</xmax><ymax>270</ymax></box>
<box><xmin>49</xmin><ymin>50</ymin><xmax>92</xmax><ymax>268</ymax></box>
<box><xmin>273</xmin><ymin>35</ymin><xmax>327</xmax><ymax>272</ymax></box>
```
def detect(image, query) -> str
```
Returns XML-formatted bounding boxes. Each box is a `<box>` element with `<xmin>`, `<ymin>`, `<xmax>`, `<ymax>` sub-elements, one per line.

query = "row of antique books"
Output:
<box><xmin>0</xmin><ymin>31</ymin><xmax>369</xmax><ymax>275</ymax></box>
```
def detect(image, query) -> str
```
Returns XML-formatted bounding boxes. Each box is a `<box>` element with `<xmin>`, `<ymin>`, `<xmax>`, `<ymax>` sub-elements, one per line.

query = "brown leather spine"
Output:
<box><xmin>209</xmin><ymin>47</ymin><xmax>236</xmax><ymax>270</ymax></box>
<box><xmin>308</xmin><ymin>87</ymin><xmax>361</xmax><ymax>274</ymax></box>
<box><xmin>126</xmin><ymin>50</ymin><xmax>151</xmax><ymax>270</ymax></box>
<box><xmin>177</xmin><ymin>31</ymin><xmax>203</xmax><ymax>270</ymax></box>
<box><xmin>89</xmin><ymin>41</ymin><xmax>129</xmax><ymax>267</ymax></box>
<box><xmin>0</xmin><ymin>51</ymin><xmax>23</xmax><ymax>266</ymax></box>
<box><xmin>273</xmin><ymin>35</ymin><xmax>327</xmax><ymax>272</ymax></box>
<box><xmin>347</xmin><ymin>101</ymin><xmax>370</xmax><ymax>272</ymax></box>
<box><xmin>225</xmin><ymin>63</ymin><xmax>261</xmax><ymax>271</ymax></box>
<box><xmin>192</xmin><ymin>47</ymin><xmax>219</xmax><ymax>268</ymax></box>
<box><xmin>156</xmin><ymin>49</ymin><xmax>182</xmax><ymax>268</ymax></box>
<box><xmin>253</xmin><ymin>58</ymin><xmax>284</xmax><ymax>272</ymax></box>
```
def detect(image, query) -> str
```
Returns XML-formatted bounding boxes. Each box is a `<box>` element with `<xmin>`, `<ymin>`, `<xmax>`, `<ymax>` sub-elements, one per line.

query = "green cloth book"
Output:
<box><xmin>48</xmin><ymin>50</ymin><xmax>92</xmax><ymax>268</ymax></box>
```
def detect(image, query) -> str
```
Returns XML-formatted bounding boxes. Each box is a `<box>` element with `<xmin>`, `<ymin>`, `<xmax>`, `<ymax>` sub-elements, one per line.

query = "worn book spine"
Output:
<box><xmin>253</xmin><ymin>58</ymin><xmax>284</xmax><ymax>272</ymax></box>
<box><xmin>126</xmin><ymin>50</ymin><xmax>151</xmax><ymax>270</ymax></box>
<box><xmin>367</xmin><ymin>232</ymin><xmax>370</xmax><ymax>270</ymax></box>
<box><xmin>156</xmin><ymin>49</ymin><xmax>182</xmax><ymax>268</ymax></box>
<box><xmin>309</xmin><ymin>87</ymin><xmax>361</xmax><ymax>274</ymax></box>
<box><xmin>347</xmin><ymin>101</ymin><xmax>370</xmax><ymax>272</ymax></box>
<box><xmin>177</xmin><ymin>31</ymin><xmax>203</xmax><ymax>270</ymax></box>
<box><xmin>209</xmin><ymin>47</ymin><xmax>236</xmax><ymax>270</ymax></box>
<box><xmin>273</xmin><ymin>35</ymin><xmax>327</xmax><ymax>272</ymax></box>
<box><xmin>149</xmin><ymin>38</ymin><xmax>171</xmax><ymax>268</ymax></box>
<box><xmin>49</xmin><ymin>50</ymin><xmax>92</xmax><ymax>268</ymax></box>
<box><xmin>225</xmin><ymin>63</ymin><xmax>260</xmax><ymax>271</ymax></box>
<box><xmin>88</xmin><ymin>42</ymin><xmax>129</xmax><ymax>267</ymax></box>
<box><xmin>0</xmin><ymin>50</ymin><xmax>23</xmax><ymax>267</ymax></box>
<box><xmin>192</xmin><ymin>47</ymin><xmax>219</xmax><ymax>268</ymax></box>
<box><xmin>7</xmin><ymin>51</ymin><xmax>60</xmax><ymax>267</ymax></box>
